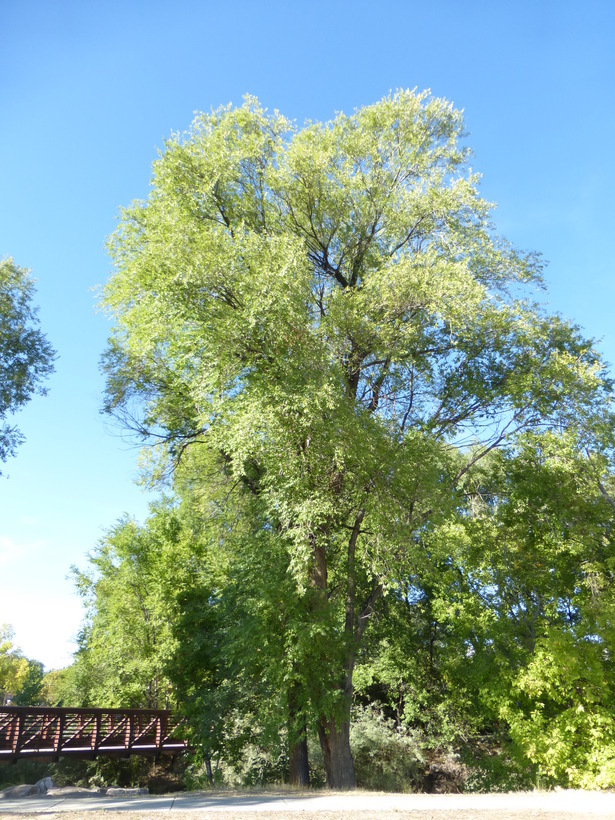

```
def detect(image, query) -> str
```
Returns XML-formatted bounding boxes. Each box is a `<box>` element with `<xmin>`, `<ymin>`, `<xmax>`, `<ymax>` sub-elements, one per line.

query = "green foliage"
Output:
<box><xmin>208</xmin><ymin>714</ymin><xmax>289</xmax><ymax>788</ymax></box>
<box><xmin>40</xmin><ymin>667</ymin><xmax>74</xmax><ymax>706</ymax></box>
<box><xmin>503</xmin><ymin>631</ymin><xmax>615</xmax><ymax>788</ymax></box>
<box><xmin>0</xmin><ymin>624</ymin><xmax>31</xmax><ymax>706</ymax></box>
<box><xmin>0</xmin><ymin>258</ymin><xmax>55</xmax><ymax>470</ymax></box>
<box><xmin>68</xmin><ymin>502</ymin><xmax>195</xmax><ymax>708</ymax></box>
<box><xmin>0</xmin><ymin>758</ymin><xmax>50</xmax><ymax>789</ymax></box>
<box><xmin>94</xmin><ymin>91</ymin><xmax>615</xmax><ymax>787</ymax></box>
<box><xmin>0</xmin><ymin>625</ymin><xmax>45</xmax><ymax>708</ymax></box>
<box><xmin>450</xmin><ymin>432</ymin><xmax>615</xmax><ymax>789</ymax></box>
<box><xmin>351</xmin><ymin>423</ymin><xmax>615</xmax><ymax>790</ymax></box>
<box><xmin>350</xmin><ymin>705</ymin><xmax>424</xmax><ymax>792</ymax></box>
<box><xmin>166</xmin><ymin>472</ymin><xmax>322</xmax><ymax>765</ymax></box>
<box><xmin>461</xmin><ymin>742</ymin><xmax>535</xmax><ymax>794</ymax></box>
<box><xmin>12</xmin><ymin>659</ymin><xmax>44</xmax><ymax>706</ymax></box>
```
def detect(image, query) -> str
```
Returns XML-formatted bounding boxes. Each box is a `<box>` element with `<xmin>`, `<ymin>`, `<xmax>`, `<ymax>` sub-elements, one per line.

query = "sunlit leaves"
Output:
<box><xmin>99</xmin><ymin>90</ymin><xmax>614</xmax><ymax>785</ymax></box>
<box><xmin>0</xmin><ymin>258</ymin><xmax>55</xmax><ymax>469</ymax></box>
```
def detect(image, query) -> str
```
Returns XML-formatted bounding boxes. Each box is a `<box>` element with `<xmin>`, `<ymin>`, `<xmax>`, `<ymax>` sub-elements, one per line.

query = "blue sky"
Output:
<box><xmin>1</xmin><ymin>0</ymin><xmax>614</xmax><ymax>669</ymax></box>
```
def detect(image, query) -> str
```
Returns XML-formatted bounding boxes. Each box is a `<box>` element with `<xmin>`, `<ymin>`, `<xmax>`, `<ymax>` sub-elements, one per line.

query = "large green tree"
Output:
<box><xmin>101</xmin><ymin>91</ymin><xmax>609</xmax><ymax>787</ymax></box>
<box><xmin>0</xmin><ymin>258</ymin><xmax>55</xmax><ymax>470</ymax></box>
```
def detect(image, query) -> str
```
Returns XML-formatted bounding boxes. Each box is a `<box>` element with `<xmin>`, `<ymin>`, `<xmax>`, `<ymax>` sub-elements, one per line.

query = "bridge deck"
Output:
<box><xmin>0</xmin><ymin>706</ymin><xmax>188</xmax><ymax>762</ymax></box>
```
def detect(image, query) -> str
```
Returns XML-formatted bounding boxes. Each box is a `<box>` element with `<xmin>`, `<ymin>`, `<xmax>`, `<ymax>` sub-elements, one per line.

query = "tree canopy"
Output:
<box><xmin>0</xmin><ymin>258</ymin><xmax>55</xmax><ymax>470</ymax></box>
<box><xmin>0</xmin><ymin>624</ymin><xmax>44</xmax><ymax>706</ymax></box>
<box><xmin>100</xmin><ymin>91</ymin><xmax>613</xmax><ymax>788</ymax></box>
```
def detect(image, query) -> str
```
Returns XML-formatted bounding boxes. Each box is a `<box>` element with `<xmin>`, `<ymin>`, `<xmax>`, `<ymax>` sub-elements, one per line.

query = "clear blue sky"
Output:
<box><xmin>1</xmin><ymin>0</ymin><xmax>614</xmax><ymax>670</ymax></box>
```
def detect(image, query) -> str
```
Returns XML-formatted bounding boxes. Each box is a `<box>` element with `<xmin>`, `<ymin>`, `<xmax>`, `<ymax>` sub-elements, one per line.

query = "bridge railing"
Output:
<box><xmin>0</xmin><ymin>706</ymin><xmax>188</xmax><ymax>762</ymax></box>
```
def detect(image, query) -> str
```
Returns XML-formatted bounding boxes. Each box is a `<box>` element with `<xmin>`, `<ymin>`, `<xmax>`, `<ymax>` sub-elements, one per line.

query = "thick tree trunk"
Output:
<box><xmin>308</xmin><ymin>512</ymin><xmax>372</xmax><ymax>789</ymax></box>
<box><xmin>288</xmin><ymin>681</ymin><xmax>310</xmax><ymax>787</ymax></box>
<box><xmin>317</xmin><ymin>713</ymin><xmax>355</xmax><ymax>789</ymax></box>
<box><xmin>289</xmin><ymin>731</ymin><xmax>310</xmax><ymax>786</ymax></box>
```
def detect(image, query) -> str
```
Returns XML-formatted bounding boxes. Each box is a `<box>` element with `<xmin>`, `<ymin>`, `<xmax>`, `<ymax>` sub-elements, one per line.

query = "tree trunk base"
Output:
<box><xmin>318</xmin><ymin>716</ymin><xmax>355</xmax><ymax>789</ymax></box>
<box><xmin>289</xmin><ymin>734</ymin><xmax>310</xmax><ymax>787</ymax></box>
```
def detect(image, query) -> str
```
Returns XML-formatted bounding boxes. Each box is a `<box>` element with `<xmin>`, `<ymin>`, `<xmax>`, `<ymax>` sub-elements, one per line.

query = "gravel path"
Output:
<box><xmin>1</xmin><ymin>788</ymin><xmax>614</xmax><ymax>818</ymax></box>
<box><xmin>1</xmin><ymin>812</ymin><xmax>611</xmax><ymax>819</ymax></box>
<box><xmin>6</xmin><ymin>813</ymin><xmax>608</xmax><ymax>820</ymax></box>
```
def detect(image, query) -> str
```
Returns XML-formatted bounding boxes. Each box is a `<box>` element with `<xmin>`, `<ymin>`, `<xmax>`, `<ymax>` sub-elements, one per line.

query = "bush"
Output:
<box><xmin>0</xmin><ymin>758</ymin><xmax>49</xmax><ymax>789</ymax></box>
<box><xmin>350</xmin><ymin>704</ymin><xmax>424</xmax><ymax>792</ymax></box>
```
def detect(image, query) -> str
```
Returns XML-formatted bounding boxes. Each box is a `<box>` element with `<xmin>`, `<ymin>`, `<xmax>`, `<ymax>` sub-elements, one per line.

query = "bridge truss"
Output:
<box><xmin>0</xmin><ymin>706</ymin><xmax>188</xmax><ymax>762</ymax></box>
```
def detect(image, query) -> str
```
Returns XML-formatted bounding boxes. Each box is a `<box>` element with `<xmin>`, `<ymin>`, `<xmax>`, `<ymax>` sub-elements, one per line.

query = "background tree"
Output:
<box><xmin>69</xmin><ymin>502</ymin><xmax>191</xmax><ymax>708</ymax></box>
<box><xmin>100</xmin><ymin>91</ymin><xmax>611</xmax><ymax>787</ymax></box>
<box><xmin>11</xmin><ymin>660</ymin><xmax>44</xmax><ymax>706</ymax></box>
<box><xmin>472</xmin><ymin>430</ymin><xmax>615</xmax><ymax>788</ymax></box>
<box><xmin>164</xmin><ymin>449</ymin><xmax>314</xmax><ymax>786</ymax></box>
<box><xmin>0</xmin><ymin>258</ymin><xmax>55</xmax><ymax>470</ymax></box>
<box><xmin>0</xmin><ymin>625</ymin><xmax>44</xmax><ymax>706</ymax></box>
<box><xmin>348</xmin><ymin>422</ymin><xmax>615</xmax><ymax>790</ymax></box>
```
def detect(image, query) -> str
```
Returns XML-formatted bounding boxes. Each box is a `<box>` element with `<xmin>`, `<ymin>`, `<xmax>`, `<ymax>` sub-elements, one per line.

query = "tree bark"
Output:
<box><xmin>316</xmin><ymin>577</ymin><xmax>384</xmax><ymax>788</ymax></box>
<box><xmin>288</xmin><ymin>682</ymin><xmax>310</xmax><ymax>787</ymax></box>
<box><xmin>289</xmin><ymin>731</ymin><xmax>310</xmax><ymax>787</ymax></box>
<box><xmin>317</xmin><ymin>712</ymin><xmax>355</xmax><ymax>789</ymax></box>
<box><xmin>309</xmin><ymin>513</ymin><xmax>370</xmax><ymax>789</ymax></box>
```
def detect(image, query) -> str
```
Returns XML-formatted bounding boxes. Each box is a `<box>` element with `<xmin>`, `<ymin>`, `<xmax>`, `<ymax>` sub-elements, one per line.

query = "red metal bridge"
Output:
<box><xmin>0</xmin><ymin>706</ymin><xmax>188</xmax><ymax>762</ymax></box>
